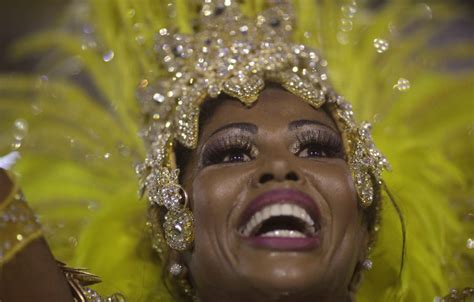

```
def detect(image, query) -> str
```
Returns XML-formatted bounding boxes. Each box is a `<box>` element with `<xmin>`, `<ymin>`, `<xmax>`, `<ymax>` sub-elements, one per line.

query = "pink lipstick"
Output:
<box><xmin>238</xmin><ymin>189</ymin><xmax>322</xmax><ymax>251</ymax></box>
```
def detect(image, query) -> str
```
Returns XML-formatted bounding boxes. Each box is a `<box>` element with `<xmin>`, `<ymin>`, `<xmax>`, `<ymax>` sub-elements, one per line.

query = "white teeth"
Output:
<box><xmin>240</xmin><ymin>203</ymin><xmax>316</xmax><ymax>237</ymax></box>
<box><xmin>261</xmin><ymin>230</ymin><xmax>306</xmax><ymax>238</ymax></box>
<box><xmin>256</xmin><ymin>211</ymin><xmax>263</xmax><ymax>223</ymax></box>
<box><xmin>262</xmin><ymin>207</ymin><xmax>270</xmax><ymax>219</ymax></box>
<box><xmin>281</xmin><ymin>204</ymin><xmax>292</xmax><ymax>215</ymax></box>
<box><xmin>270</xmin><ymin>205</ymin><xmax>279</xmax><ymax>216</ymax></box>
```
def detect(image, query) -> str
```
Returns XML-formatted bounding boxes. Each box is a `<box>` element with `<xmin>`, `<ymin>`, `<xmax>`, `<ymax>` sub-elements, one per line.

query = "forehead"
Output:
<box><xmin>199</xmin><ymin>87</ymin><xmax>338</xmax><ymax>138</ymax></box>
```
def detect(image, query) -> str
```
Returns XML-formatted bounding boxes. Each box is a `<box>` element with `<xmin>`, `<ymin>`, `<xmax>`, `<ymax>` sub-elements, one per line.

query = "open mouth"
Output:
<box><xmin>238</xmin><ymin>189</ymin><xmax>322</xmax><ymax>250</ymax></box>
<box><xmin>239</xmin><ymin>203</ymin><xmax>319</xmax><ymax>238</ymax></box>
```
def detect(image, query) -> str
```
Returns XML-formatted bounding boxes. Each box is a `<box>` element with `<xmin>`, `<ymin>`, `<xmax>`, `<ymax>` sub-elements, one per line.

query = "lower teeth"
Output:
<box><xmin>260</xmin><ymin>230</ymin><xmax>306</xmax><ymax>238</ymax></box>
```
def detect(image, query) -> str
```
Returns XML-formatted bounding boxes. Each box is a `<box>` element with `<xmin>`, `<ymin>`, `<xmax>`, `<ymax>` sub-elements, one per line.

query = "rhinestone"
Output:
<box><xmin>169</xmin><ymin>263</ymin><xmax>183</xmax><ymax>276</ymax></box>
<box><xmin>362</xmin><ymin>259</ymin><xmax>373</xmax><ymax>270</ymax></box>
<box><xmin>153</xmin><ymin>93</ymin><xmax>165</xmax><ymax>103</ymax></box>
<box><xmin>373</xmin><ymin>38</ymin><xmax>389</xmax><ymax>53</ymax></box>
<box><xmin>393</xmin><ymin>78</ymin><xmax>410</xmax><ymax>91</ymax></box>
<box><xmin>161</xmin><ymin>185</ymin><xmax>182</xmax><ymax>210</ymax></box>
<box><xmin>159</xmin><ymin>28</ymin><xmax>168</xmax><ymax>36</ymax></box>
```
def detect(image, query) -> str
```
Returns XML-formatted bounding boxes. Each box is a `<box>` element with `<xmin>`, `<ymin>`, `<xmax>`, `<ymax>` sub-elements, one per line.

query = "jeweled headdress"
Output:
<box><xmin>1</xmin><ymin>0</ymin><xmax>471</xmax><ymax>300</ymax></box>
<box><xmin>136</xmin><ymin>0</ymin><xmax>390</xmax><ymax>252</ymax></box>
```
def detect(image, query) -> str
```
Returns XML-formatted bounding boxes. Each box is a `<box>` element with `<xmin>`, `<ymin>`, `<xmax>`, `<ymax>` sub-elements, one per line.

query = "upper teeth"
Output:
<box><xmin>240</xmin><ymin>203</ymin><xmax>316</xmax><ymax>237</ymax></box>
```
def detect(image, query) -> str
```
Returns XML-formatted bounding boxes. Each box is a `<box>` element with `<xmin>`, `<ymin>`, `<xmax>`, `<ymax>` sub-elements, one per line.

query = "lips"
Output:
<box><xmin>238</xmin><ymin>189</ymin><xmax>322</xmax><ymax>250</ymax></box>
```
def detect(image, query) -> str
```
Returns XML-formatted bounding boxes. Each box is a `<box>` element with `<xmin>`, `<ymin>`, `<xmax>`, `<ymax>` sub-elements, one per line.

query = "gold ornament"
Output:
<box><xmin>0</xmin><ymin>183</ymin><xmax>42</xmax><ymax>265</ymax></box>
<box><xmin>136</xmin><ymin>0</ymin><xmax>389</xmax><ymax>255</ymax></box>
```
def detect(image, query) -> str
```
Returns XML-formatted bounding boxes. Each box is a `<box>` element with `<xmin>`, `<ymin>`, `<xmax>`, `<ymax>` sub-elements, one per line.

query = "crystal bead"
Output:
<box><xmin>393</xmin><ymin>78</ymin><xmax>410</xmax><ymax>91</ymax></box>
<box><xmin>169</xmin><ymin>263</ymin><xmax>183</xmax><ymax>276</ymax></box>
<box><xmin>373</xmin><ymin>38</ymin><xmax>389</xmax><ymax>53</ymax></box>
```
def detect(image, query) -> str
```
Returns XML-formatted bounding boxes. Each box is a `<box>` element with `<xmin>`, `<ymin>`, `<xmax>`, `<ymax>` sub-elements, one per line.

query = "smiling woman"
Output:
<box><xmin>179</xmin><ymin>88</ymin><xmax>369</xmax><ymax>301</ymax></box>
<box><xmin>0</xmin><ymin>0</ymin><xmax>472</xmax><ymax>302</ymax></box>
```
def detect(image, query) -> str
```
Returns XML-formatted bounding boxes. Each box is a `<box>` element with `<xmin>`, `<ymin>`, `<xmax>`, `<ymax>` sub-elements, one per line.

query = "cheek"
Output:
<box><xmin>191</xmin><ymin>165</ymin><xmax>253</xmax><ymax>220</ymax></box>
<box><xmin>304</xmin><ymin>160</ymin><xmax>363</xmax><ymax>258</ymax></box>
<box><xmin>306</xmin><ymin>160</ymin><xmax>358</xmax><ymax>220</ymax></box>
<box><xmin>187</xmin><ymin>165</ymin><xmax>255</xmax><ymax>285</ymax></box>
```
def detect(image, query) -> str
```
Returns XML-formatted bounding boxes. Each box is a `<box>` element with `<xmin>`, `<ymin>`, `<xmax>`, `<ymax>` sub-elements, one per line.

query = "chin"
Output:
<box><xmin>249</xmin><ymin>266</ymin><xmax>325</xmax><ymax>293</ymax></box>
<box><xmin>233</xmin><ymin>253</ymin><xmax>340</xmax><ymax>298</ymax></box>
<box><xmin>237</xmin><ymin>268</ymin><xmax>342</xmax><ymax>302</ymax></box>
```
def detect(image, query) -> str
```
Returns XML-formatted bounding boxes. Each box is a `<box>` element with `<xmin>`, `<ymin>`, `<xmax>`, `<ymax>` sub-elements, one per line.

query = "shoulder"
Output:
<box><xmin>0</xmin><ymin>168</ymin><xmax>14</xmax><ymax>203</ymax></box>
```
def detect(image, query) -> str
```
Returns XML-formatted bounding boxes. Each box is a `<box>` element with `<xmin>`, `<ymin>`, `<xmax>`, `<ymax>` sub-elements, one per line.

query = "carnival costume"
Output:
<box><xmin>0</xmin><ymin>0</ymin><xmax>472</xmax><ymax>301</ymax></box>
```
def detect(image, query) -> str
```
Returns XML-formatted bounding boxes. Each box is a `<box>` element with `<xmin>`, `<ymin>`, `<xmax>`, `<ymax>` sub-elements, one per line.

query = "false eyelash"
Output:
<box><xmin>294</xmin><ymin>129</ymin><xmax>344</xmax><ymax>158</ymax></box>
<box><xmin>201</xmin><ymin>134</ymin><xmax>256</xmax><ymax>166</ymax></box>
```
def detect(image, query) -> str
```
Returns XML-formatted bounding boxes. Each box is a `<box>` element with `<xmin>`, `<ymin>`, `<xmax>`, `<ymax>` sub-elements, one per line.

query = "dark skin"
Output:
<box><xmin>179</xmin><ymin>87</ymin><xmax>369</xmax><ymax>302</ymax></box>
<box><xmin>0</xmin><ymin>169</ymin><xmax>74</xmax><ymax>302</ymax></box>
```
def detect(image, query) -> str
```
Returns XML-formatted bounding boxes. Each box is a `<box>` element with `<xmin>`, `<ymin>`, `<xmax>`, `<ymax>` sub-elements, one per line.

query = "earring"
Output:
<box><xmin>169</xmin><ymin>262</ymin><xmax>184</xmax><ymax>277</ymax></box>
<box><xmin>362</xmin><ymin>259</ymin><xmax>373</xmax><ymax>270</ymax></box>
<box><xmin>168</xmin><ymin>262</ymin><xmax>200</xmax><ymax>302</ymax></box>
<box><xmin>146</xmin><ymin>167</ymin><xmax>195</xmax><ymax>251</ymax></box>
<box><xmin>163</xmin><ymin>206</ymin><xmax>194</xmax><ymax>251</ymax></box>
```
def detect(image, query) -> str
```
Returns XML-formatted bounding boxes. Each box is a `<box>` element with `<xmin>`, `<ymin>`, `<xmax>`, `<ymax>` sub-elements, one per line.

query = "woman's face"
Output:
<box><xmin>180</xmin><ymin>87</ymin><xmax>368</xmax><ymax>302</ymax></box>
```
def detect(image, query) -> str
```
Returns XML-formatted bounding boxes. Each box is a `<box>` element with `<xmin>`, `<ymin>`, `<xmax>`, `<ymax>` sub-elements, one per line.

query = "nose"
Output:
<box><xmin>255</xmin><ymin>157</ymin><xmax>304</xmax><ymax>186</ymax></box>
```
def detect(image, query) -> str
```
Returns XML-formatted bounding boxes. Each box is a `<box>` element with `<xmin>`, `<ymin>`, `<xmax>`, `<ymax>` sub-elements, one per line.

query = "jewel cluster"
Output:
<box><xmin>136</xmin><ymin>0</ymin><xmax>390</xmax><ymax>254</ymax></box>
<box><xmin>82</xmin><ymin>288</ymin><xmax>127</xmax><ymax>302</ymax></box>
<box><xmin>331</xmin><ymin>96</ymin><xmax>390</xmax><ymax>207</ymax></box>
<box><xmin>0</xmin><ymin>190</ymin><xmax>42</xmax><ymax>264</ymax></box>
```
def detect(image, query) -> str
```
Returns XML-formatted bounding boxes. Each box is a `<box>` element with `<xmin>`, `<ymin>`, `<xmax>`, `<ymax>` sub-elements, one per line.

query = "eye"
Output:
<box><xmin>293</xmin><ymin>129</ymin><xmax>343</xmax><ymax>159</ymax></box>
<box><xmin>298</xmin><ymin>143</ymin><xmax>331</xmax><ymax>158</ymax></box>
<box><xmin>221</xmin><ymin>148</ymin><xmax>252</xmax><ymax>163</ymax></box>
<box><xmin>201</xmin><ymin>135</ymin><xmax>256</xmax><ymax>166</ymax></box>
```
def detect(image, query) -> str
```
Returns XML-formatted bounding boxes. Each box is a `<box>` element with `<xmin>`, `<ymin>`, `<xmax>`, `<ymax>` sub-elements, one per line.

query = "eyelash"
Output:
<box><xmin>201</xmin><ymin>129</ymin><xmax>343</xmax><ymax>167</ymax></box>
<box><xmin>293</xmin><ymin>130</ymin><xmax>343</xmax><ymax>159</ymax></box>
<box><xmin>201</xmin><ymin>135</ymin><xmax>257</xmax><ymax>166</ymax></box>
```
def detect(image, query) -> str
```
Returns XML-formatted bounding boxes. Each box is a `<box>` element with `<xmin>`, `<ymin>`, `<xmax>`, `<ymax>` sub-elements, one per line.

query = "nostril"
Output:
<box><xmin>259</xmin><ymin>173</ymin><xmax>274</xmax><ymax>184</ymax></box>
<box><xmin>286</xmin><ymin>171</ymin><xmax>299</xmax><ymax>181</ymax></box>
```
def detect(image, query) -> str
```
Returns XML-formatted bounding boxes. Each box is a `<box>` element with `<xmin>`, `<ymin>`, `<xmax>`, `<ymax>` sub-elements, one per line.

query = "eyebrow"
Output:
<box><xmin>210</xmin><ymin>122</ymin><xmax>258</xmax><ymax>137</ymax></box>
<box><xmin>288</xmin><ymin>119</ymin><xmax>336</xmax><ymax>131</ymax></box>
